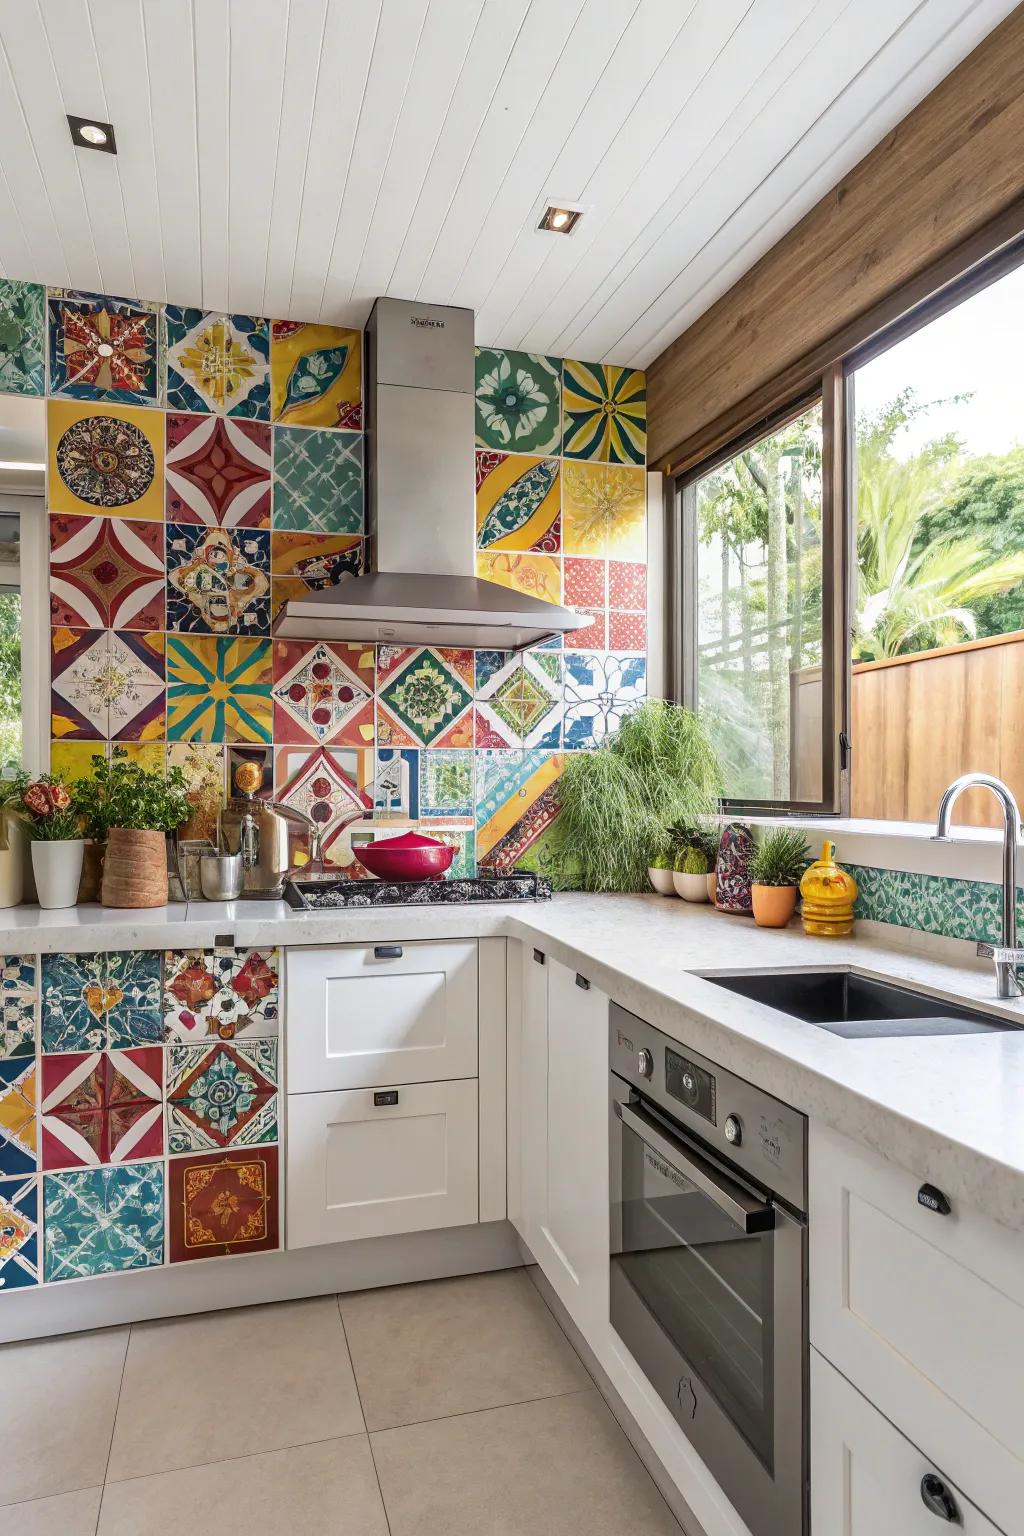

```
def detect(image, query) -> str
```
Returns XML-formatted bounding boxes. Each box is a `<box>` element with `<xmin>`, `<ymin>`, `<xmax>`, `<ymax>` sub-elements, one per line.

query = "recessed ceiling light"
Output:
<box><xmin>538</xmin><ymin>204</ymin><xmax>583</xmax><ymax>235</ymax></box>
<box><xmin>67</xmin><ymin>115</ymin><xmax>117</xmax><ymax>154</ymax></box>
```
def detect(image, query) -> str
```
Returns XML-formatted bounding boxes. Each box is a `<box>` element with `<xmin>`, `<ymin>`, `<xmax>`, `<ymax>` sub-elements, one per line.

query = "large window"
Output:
<box><xmin>0</xmin><ymin>393</ymin><xmax>45</xmax><ymax>776</ymax></box>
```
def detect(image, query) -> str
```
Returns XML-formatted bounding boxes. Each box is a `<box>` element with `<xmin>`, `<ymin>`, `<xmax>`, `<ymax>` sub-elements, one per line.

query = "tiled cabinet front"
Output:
<box><xmin>0</xmin><ymin>947</ymin><xmax>281</xmax><ymax>1292</ymax></box>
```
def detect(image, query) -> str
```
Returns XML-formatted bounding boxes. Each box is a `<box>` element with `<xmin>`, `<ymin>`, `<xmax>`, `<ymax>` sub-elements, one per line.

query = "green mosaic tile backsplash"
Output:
<box><xmin>847</xmin><ymin>863</ymin><xmax>1023</xmax><ymax>944</ymax></box>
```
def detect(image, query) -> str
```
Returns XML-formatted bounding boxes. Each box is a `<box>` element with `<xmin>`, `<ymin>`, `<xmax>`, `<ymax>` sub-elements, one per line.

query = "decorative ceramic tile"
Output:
<box><xmin>0</xmin><ymin>1174</ymin><xmax>39</xmax><ymax>1288</ymax></box>
<box><xmin>564</xmin><ymin>557</ymin><xmax>606</xmax><ymax>609</ymax></box>
<box><xmin>48</xmin><ymin>400</ymin><xmax>165</xmax><ymax>518</ymax></box>
<box><xmin>164</xmin><ymin>306</ymin><xmax>270</xmax><ymax>418</ymax></box>
<box><xmin>166</xmin><ymin>742</ymin><xmax>226</xmax><ymax>839</ymax></box>
<box><xmin>166</xmin><ymin>523</ymin><xmax>271</xmax><ymax>635</ymax></box>
<box><xmin>44</xmin><ymin>1162</ymin><xmax>164</xmax><ymax>1280</ymax></box>
<box><xmin>0</xmin><ymin>278</ymin><xmax>45</xmax><ymax>395</ymax></box>
<box><xmin>270</xmin><ymin>321</ymin><xmax>361</xmax><ymax>429</ymax></box>
<box><xmin>272</xmin><ymin>639</ymin><xmax>375</xmax><ymax>747</ymax></box>
<box><xmin>166</xmin><ymin>635</ymin><xmax>272</xmax><ymax>743</ymax></box>
<box><xmin>41</xmin><ymin>1048</ymin><xmax>163</xmax><ymax>1169</ymax></box>
<box><xmin>475</xmin><ymin>348</ymin><xmax>561</xmax><ymax>454</ymax></box>
<box><xmin>165</xmin><ymin>413</ymin><xmax>272</xmax><ymax>527</ymax></box>
<box><xmin>41</xmin><ymin>951</ymin><xmax>162</xmax><ymax>1053</ymax></box>
<box><xmin>166</xmin><ymin>1039</ymin><xmax>278</xmax><ymax>1153</ymax></box>
<box><xmin>269</xmin><ymin>531</ymin><xmax>363</xmax><ymax>621</ymax></box>
<box><xmin>48</xmin><ymin>290</ymin><xmax>160</xmax><ymax>404</ymax></box>
<box><xmin>562</xmin><ymin>462</ymin><xmax>646</xmax><ymax>559</ymax></box>
<box><xmin>562</xmin><ymin>361</ymin><xmax>646</xmax><ymax>464</ymax></box>
<box><xmin>475</xmin><ymin>649</ymin><xmax>562</xmax><ymax>750</ymax></box>
<box><xmin>0</xmin><ymin>957</ymin><xmax>36</xmax><ymax>1060</ymax></box>
<box><xmin>228</xmin><ymin>744</ymin><xmax>273</xmax><ymax>802</ymax></box>
<box><xmin>0</xmin><ymin>1060</ymin><xmax>36</xmax><ymax>1175</ymax></box>
<box><xmin>476</xmin><ymin>750</ymin><xmax>563</xmax><ymax>875</ymax></box>
<box><xmin>565</xmin><ymin>610</ymin><xmax>606</xmax><ymax>651</ymax></box>
<box><xmin>49</xmin><ymin>514</ymin><xmax>164</xmax><ymax>630</ymax></box>
<box><xmin>475</xmin><ymin>452</ymin><xmax>560</xmax><ymax>552</ymax></box>
<box><xmin>608</xmin><ymin>611</ymin><xmax>646</xmax><ymax>650</ymax></box>
<box><xmin>106</xmin><ymin>951</ymin><xmax>164</xmax><ymax>1046</ymax></box>
<box><xmin>51</xmin><ymin>628</ymin><xmax>165</xmax><ymax>743</ymax></box>
<box><xmin>275</xmin><ymin>745</ymin><xmax>374</xmax><ymax>865</ymax></box>
<box><xmin>373</xmin><ymin>748</ymin><xmax>419</xmax><ymax>820</ymax></box>
<box><xmin>168</xmin><ymin>1145</ymin><xmax>278</xmax><ymax>1262</ymax></box>
<box><xmin>376</xmin><ymin>645</ymin><xmax>475</xmax><ymax>749</ymax></box>
<box><xmin>476</xmin><ymin>550</ymin><xmax>561</xmax><ymax>606</ymax></box>
<box><xmin>49</xmin><ymin>741</ymin><xmax>104</xmax><ymax>784</ymax></box>
<box><xmin>563</xmin><ymin>652</ymin><xmax>646</xmax><ymax>748</ymax></box>
<box><xmin>419</xmin><ymin>749</ymin><xmax>474</xmax><ymax>822</ymax></box>
<box><xmin>608</xmin><ymin>559</ymin><xmax>646</xmax><ymax>610</ymax></box>
<box><xmin>273</xmin><ymin>426</ymin><xmax>363</xmax><ymax>533</ymax></box>
<box><xmin>163</xmin><ymin>948</ymin><xmax>280</xmax><ymax>1043</ymax></box>
<box><xmin>847</xmin><ymin>863</ymin><xmax>1014</xmax><ymax>945</ymax></box>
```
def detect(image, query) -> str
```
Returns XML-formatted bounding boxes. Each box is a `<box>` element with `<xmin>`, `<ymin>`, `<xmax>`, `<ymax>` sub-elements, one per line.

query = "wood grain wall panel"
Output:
<box><xmin>647</xmin><ymin>5</ymin><xmax>1024</xmax><ymax>468</ymax></box>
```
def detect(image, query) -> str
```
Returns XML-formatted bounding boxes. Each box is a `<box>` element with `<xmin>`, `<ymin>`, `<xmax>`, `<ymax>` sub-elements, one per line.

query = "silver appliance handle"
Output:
<box><xmin>619</xmin><ymin>1101</ymin><xmax>775</xmax><ymax>1235</ymax></box>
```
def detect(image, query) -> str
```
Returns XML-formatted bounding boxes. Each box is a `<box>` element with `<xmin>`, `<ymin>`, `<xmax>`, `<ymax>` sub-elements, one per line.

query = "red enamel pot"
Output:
<box><xmin>355</xmin><ymin>831</ymin><xmax>455</xmax><ymax>882</ymax></box>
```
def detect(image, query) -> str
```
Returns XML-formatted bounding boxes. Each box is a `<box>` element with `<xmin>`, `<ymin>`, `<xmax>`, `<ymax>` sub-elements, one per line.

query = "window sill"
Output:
<box><xmin>737</xmin><ymin>813</ymin><xmax>1008</xmax><ymax>884</ymax></box>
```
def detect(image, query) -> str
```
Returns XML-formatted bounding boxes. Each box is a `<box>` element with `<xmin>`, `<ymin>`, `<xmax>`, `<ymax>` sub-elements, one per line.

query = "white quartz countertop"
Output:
<box><xmin>6</xmin><ymin>892</ymin><xmax>1024</xmax><ymax>1233</ymax></box>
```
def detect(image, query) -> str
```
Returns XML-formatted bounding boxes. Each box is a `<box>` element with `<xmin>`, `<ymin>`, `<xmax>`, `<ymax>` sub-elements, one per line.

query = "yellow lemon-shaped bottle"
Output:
<box><xmin>799</xmin><ymin>840</ymin><xmax>858</xmax><ymax>937</ymax></box>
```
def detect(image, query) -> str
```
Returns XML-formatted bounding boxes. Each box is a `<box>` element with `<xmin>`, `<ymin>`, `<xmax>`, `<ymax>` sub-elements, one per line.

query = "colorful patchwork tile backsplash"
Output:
<box><xmin>0</xmin><ymin>276</ymin><xmax>649</xmax><ymax>882</ymax></box>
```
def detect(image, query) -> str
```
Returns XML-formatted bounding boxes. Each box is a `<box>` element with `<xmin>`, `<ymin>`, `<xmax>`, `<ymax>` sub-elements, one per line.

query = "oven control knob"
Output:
<box><xmin>637</xmin><ymin>1048</ymin><xmax>654</xmax><ymax>1080</ymax></box>
<box><xmin>724</xmin><ymin>1114</ymin><xmax>743</xmax><ymax>1146</ymax></box>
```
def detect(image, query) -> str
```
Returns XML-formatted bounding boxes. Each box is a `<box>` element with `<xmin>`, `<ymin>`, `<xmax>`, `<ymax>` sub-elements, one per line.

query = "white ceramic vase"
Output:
<box><xmin>31</xmin><ymin>838</ymin><xmax>85</xmax><ymax>910</ymax></box>
<box><xmin>648</xmin><ymin>866</ymin><xmax>676</xmax><ymax>895</ymax></box>
<box><xmin>673</xmin><ymin>870</ymin><xmax>710</xmax><ymax>903</ymax></box>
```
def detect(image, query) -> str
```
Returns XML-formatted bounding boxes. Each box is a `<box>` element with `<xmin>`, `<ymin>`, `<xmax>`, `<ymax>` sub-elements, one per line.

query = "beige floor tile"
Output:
<box><xmin>0</xmin><ymin>1487</ymin><xmax>102</xmax><ymax>1535</ymax></box>
<box><xmin>98</xmin><ymin>1436</ymin><xmax>389</xmax><ymax>1536</ymax></box>
<box><xmin>371</xmin><ymin>1389</ymin><xmax>681</xmax><ymax>1535</ymax></box>
<box><xmin>0</xmin><ymin>1327</ymin><xmax>127</xmax><ymax>1503</ymax></box>
<box><xmin>340</xmin><ymin>1268</ymin><xmax>590</xmax><ymax>1429</ymax></box>
<box><xmin>106</xmin><ymin>1297</ymin><xmax>364</xmax><ymax>1482</ymax></box>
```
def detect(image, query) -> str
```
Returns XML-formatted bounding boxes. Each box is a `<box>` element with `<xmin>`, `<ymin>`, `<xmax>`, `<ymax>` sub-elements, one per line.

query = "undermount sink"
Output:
<box><xmin>698</xmin><ymin>969</ymin><xmax>1017</xmax><ymax>1038</ymax></box>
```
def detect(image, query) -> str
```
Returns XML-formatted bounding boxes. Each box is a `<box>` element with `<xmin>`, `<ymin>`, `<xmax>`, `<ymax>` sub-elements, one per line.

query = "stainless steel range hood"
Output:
<box><xmin>273</xmin><ymin>296</ymin><xmax>587</xmax><ymax>650</ymax></box>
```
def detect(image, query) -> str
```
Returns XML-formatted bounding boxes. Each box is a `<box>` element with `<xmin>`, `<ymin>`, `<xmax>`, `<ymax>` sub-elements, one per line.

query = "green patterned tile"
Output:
<box><xmin>0</xmin><ymin>279</ymin><xmax>45</xmax><ymax>395</ymax></box>
<box><xmin>273</xmin><ymin>426</ymin><xmax>362</xmax><ymax>533</ymax></box>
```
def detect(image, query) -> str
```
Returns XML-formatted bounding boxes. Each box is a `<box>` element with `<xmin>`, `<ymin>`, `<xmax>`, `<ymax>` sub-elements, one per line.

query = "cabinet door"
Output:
<box><xmin>286</xmin><ymin>941</ymin><xmax>478</xmax><ymax>1092</ymax></box>
<box><xmin>514</xmin><ymin>941</ymin><xmax>550</xmax><ymax>1252</ymax></box>
<box><xmin>285</xmin><ymin>1080</ymin><xmax>478</xmax><ymax>1248</ymax></box>
<box><xmin>811</xmin><ymin>1351</ymin><xmax>1002</xmax><ymax>1535</ymax></box>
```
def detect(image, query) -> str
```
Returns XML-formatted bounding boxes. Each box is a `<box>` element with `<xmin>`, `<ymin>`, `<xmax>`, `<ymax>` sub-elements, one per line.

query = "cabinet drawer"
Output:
<box><xmin>285</xmin><ymin>1080</ymin><xmax>478</xmax><ymax>1247</ymax></box>
<box><xmin>286</xmin><ymin>941</ymin><xmax>478</xmax><ymax>1092</ymax></box>
<box><xmin>811</xmin><ymin>1351</ymin><xmax>1001</xmax><ymax>1535</ymax></box>
<box><xmin>810</xmin><ymin>1122</ymin><xmax>1024</xmax><ymax>1533</ymax></box>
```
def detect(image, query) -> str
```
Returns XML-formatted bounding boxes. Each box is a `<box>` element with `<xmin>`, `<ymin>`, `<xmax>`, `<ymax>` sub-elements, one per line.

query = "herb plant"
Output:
<box><xmin>675</xmin><ymin>847</ymin><xmax>708</xmax><ymax>875</ymax></box>
<box><xmin>75</xmin><ymin>749</ymin><xmax>190</xmax><ymax>840</ymax></box>
<box><xmin>748</xmin><ymin>829</ymin><xmax>812</xmax><ymax>887</ymax></box>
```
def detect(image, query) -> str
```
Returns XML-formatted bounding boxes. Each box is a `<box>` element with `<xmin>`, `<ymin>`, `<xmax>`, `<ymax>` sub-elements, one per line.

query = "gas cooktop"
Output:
<box><xmin>283</xmin><ymin>872</ymin><xmax>552</xmax><ymax>910</ymax></box>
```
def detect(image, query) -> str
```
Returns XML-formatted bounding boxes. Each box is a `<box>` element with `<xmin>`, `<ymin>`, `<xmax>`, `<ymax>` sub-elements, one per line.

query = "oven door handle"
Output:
<box><xmin>619</xmin><ymin>1102</ymin><xmax>776</xmax><ymax>1235</ymax></box>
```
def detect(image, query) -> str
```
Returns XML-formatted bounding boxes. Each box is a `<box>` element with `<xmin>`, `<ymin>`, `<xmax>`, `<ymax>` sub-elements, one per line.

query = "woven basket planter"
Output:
<box><xmin>101</xmin><ymin>827</ymin><xmax>169</xmax><ymax>909</ymax></box>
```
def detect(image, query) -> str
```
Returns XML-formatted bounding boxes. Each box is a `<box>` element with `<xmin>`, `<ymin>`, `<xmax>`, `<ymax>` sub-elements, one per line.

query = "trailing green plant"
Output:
<box><xmin>547</xmin><ymin>700</ymin><xmax>722</xmax><ymax>892</ymax></box>
<box><xmin>675</xmin><ymin>847</ymin><xmax>708</xmax><ymax>876</ymax></box>
<box><xmin>75</xmin><ymin>748</ymin><xmax>190</xmax><ymax>841</ymax></box>
<box><xmin>748</xmin><ymin>828</ymin><xmax>811</xmax><ymax>887</ymax></box>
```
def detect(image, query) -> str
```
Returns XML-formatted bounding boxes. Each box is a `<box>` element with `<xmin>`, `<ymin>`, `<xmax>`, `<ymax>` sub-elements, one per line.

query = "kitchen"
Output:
<box><xmin>1</xmin><ymin>3</ymin><xmax>1024</xmax><ymax>1534</ymax></box>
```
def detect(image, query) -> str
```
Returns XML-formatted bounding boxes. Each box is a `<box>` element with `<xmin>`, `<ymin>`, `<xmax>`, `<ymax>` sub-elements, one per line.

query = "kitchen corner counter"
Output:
<box><xmin>3</xmin><ymin>891</ymin><xmax>1024</xmax><ymax>1232</ymax></box>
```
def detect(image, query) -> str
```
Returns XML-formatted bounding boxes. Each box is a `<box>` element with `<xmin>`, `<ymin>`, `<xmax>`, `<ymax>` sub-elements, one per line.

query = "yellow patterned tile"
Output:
<box><xmin>47</xmin><ymin>399</ymin><xmax>165</xmax><ymax>519</ymax></box>
<box><xmin>562</xmin><ymin>461</ymin><xmax>646</xmax><ymax>559</ymax></box>
<box><xmin>475</xmin><ymin>452</ymin><xmax>560</xmax><ymax>552</ymax></box>
<box><xmin>476</xmin><ymin>550</ymin><xmax>561</xmax><ymax>605</ymax></box>
<box><xmin>270</xmin><ymin>322</ymin><xmax>361</xmax><ymax>429</ymax></box>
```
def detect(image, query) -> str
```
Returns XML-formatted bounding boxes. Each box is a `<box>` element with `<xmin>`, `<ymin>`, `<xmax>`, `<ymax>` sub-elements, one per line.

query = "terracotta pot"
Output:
<box><xmin>751</xmin><ymin>883</ymin><xmax>799</xmax><ymax>929</ymax></box>
<box><xmin>648</xmin><ymin>867</ymin><xmax>676</xmax><ymax>896</ymax></box>
<box><xmin>672</xmin><ymin>871</ymin><xmax>710</xmax><ymax>903</ymax></box>
<box><xmin>101</xmin><ymin>827</ymin><xmax>169</xmax><ymax>908</ymax></box>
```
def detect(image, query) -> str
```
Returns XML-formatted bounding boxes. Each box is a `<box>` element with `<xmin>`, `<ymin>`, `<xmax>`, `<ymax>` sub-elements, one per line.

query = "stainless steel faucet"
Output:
<box><xmin>933</xmin><ymin>772</ymin><xmax>1024</xmax><ymax>998</ymax></box>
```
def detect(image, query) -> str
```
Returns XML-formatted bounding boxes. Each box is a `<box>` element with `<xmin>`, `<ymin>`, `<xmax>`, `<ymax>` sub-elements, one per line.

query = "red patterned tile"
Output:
<box><xmin>565</xmin><ymin>611</ymin><xmax>606</xmax><ymax>651</ymax></box>
<box><xmin>49</xmin><ymin>514</ymin><xmax>164</xmax><ymax>630</ymax></box>
<box><xmin>165</xmin><ymin>413</ymin><xmax>272</xmax><ymax>527</ymax></box>
<box><xmin>168</xmin><ymin>1146</ymin><xmax>279</xmax><ymax>1261</ymax></box>
<box><xmin>564</xmin><ymin>556</ymin><xmax>606</xmax><ymax>609</ymax></box>
<box><xmin>607</xmin><ymin>611</ymin><xmax>646</xmax><ymax>651</ymax></box>
<box><xmin>608</xmin><ymin>559</ymin><xmax>647</xmax><ymax>611</ymax></box>
<box><xmin>40</xmin><ymin>1048</ymin><xmax>163</xmax><ymax>1168</ymax></box>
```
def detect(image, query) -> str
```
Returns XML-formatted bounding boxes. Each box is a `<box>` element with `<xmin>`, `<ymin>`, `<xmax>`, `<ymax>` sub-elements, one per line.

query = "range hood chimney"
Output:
<box><xmin>273</xmin><ymin>296</ymin><xmax>587</xmax><ymax>650</ymax></box>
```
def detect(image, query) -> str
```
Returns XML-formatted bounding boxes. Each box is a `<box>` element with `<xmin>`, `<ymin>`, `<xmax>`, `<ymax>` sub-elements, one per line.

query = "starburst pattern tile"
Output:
<box><xmin>165</xmin><ymin>412</ymin><xmax>272</xmax><ymax>527</ymax></box>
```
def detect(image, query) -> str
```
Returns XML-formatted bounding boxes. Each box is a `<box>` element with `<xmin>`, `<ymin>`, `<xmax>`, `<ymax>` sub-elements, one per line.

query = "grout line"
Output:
<box><xmin>335</xmin><ymin>1293</ymin><xmax>392</xmax><ymax>1536</ymax></box>
<box><xmin>94</xmin><ymin>1321</ymin><xmax>132</xmax><ymax>1534</ymax></box>
<box><xmin>99</xmin><ymin>1428</ymin><xmax>370</xmax><ymax>1490</ymax></box>
<box><xmin>366</xmin><ymin>1384</ymin><xmax>596</xmax><ymax>1439</ymax></box>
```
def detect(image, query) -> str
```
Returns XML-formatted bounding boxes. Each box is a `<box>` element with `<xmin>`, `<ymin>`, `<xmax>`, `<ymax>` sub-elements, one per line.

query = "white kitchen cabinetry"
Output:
<box><xmin>811</xmin><ymin>1351</ymin><xmax>1002</xmax><ymax>1535</ymax></box>
<box><xmin>514</xmin><ymin>946</ymin><xmax>609</xmax><ymax>1338</ymax></box>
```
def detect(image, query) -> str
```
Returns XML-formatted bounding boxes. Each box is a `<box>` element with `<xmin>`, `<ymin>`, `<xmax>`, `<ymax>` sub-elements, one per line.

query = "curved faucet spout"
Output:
<box><xmin>933</xmin><ymin>773</ymin><xmax>1024</xmax><ymax>999</ymax></box>
<box><xmin>934</xmin><ymin>772</ymin><xmax>1022</xmax><ymax>843</ymax></box>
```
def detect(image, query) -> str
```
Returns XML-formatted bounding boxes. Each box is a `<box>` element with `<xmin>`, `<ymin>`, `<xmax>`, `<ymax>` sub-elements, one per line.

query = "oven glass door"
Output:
<box><xmin>615</xmin><ymin>1105</ymin><xmax>775</xmax><ymax>1469</ymax></box>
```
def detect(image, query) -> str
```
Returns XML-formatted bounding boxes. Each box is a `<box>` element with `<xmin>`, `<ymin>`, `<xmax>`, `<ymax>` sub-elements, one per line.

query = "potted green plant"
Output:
<box><xmin>647</xmin><ymin>850</ymin><xmax>676</xmax><ymax>896</ymax></box>
<box><xmin>20</xmin><ymin>775</ymin><xmax>83</xmax><ymax>909</ymax></box>
<box><xmin>76</xmin><ymin>749</ymin><xmax>190</xmax><ymax>909</ymax></box>
<box><xmin>673</xmin><ymin>845</ymin><xmax>710</xmax><ymax>902</ymax></box>
<box><xmin>748</xmin><ymin>828</ymin><xmax>812</xmax><ymax>928</ymax></box>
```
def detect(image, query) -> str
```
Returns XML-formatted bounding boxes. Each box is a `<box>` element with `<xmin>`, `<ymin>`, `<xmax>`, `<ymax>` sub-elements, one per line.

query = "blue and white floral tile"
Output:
<box><xmin>0</xmin><ymin>1174</ymin><xmax>40</xmax><ymax>1288</ymax></box>
<box><xmin>563</xmin><ymin>652</ymin><xmax>646</xmax><ymax>749</ymax></box>
<box><xmin>0</xmin><ymin>956</ymin><xmax>37</xmax><ymax>1059</ymax></box>
<box><xmin>166</xmin><ymin>1038</ymin><xmax>278</xmax><ymax>1154</ymax></box>
<box><xmin>106</xmin><ymin>951</ymin><xmax>164</xmax><ymax>1046</ymax></box>
<box><xmin>41</xmin><ymin>951</ymin><xmax>161</xmax><ymax>1052</ymax></box>
<box><xmin>474</xmin><ymin>650</ymin><xmax>562</xmax><ymax>751</ymax></box>
<box><xmin>419</xmin><ymin>749</ymin><xmax>475</xmax><ymax>823</ymax></box>
<box><xmin>0</xmin><ymin>278</ymin><xmax>45</xmax><ymax>395</ymax></box>
<box><xmin>44</xmin><ymin>1162</ymin><xmax>164</xmax><ymax>1281</ymax></box>
<box><xmin>373</xmin><ymin>747</ymin><xmax>420</xmax><ymax>820</ymax></box>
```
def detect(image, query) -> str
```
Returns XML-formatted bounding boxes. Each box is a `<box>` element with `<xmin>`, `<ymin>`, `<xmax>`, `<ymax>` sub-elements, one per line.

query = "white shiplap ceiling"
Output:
<box><xmin>0</xmin><ymin>0</ymin><xmax>1017</xmax><ymax>367</ymax></box>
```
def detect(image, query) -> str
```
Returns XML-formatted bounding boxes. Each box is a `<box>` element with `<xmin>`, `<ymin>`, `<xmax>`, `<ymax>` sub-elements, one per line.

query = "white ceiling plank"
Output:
<box><xmin>37</xmin><ymin>0</ymin><xmax>135</xmax><ymax>299</ymax></box>
<box><xmin>226</xmin><ymin>0</ymin><xmax>290</xmax><ymax>317</ymax></box>
<box><xmin>416</xmin><ymin>0</ymin><xmax>588</xmax><ymax>305</ymax></box>
<box><xmin>451</xmin><ymin>0</ymin><xmax>641</xmax><ymax>316</ymax></box>
<box><xmin>350</xmin><ymin>0</ymin><xmax>484</xmax><ymax>313</ymax></box>
<box><xmin>473</xmin><ymin>0</ymin><xmax>697</xmax><ymax>346</ymax></box>
<box><xmin>620</xmin><ymin>0</ymin><xmax>1024</xmax><ymax>366</ymax></box>
<box><xmin>0</xmin><ymin>165</ymin><xmax>33</xmax><ymax>281</ymax></box>
<box><xmin>288</xmin><ymin>0</ymin><xmax>383</xmax><ymax>322</ymax></box>
<box><xmin>0</xmin><ymin>5</ymin><xmax>100</xmax><ymax>290</ymax></box>
<box><xmin>386</xmin><ymin>0</ymin><xmax>530</xmax><ymax>301</ymax></box>
<box><xmin>140</xmin><ymin>0</ymin><xmax>202</xmax><ymax>306</ymax></box>
<box><xmin>261</xmin><ymin>0</ymin><xmax>329</xmax><ymax>321</ymax></box>
<box><xmin>320</xmin><ymin>0</ymin><xmax>431</xmax><ymax>324</ymax></box>
<box><xmin>193</xmin><ymin>0</ymin><xmax>231</xmax><ymax>313</ymax></box>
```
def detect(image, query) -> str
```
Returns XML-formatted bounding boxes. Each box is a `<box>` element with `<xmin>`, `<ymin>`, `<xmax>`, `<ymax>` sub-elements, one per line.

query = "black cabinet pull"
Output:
<box><xmin>373</xmin><ymin>945</ymin><xmax>403</xmax><ymax>959</ymax></box>
<box><xmin>920</xmin><ymin>1473</ymin><xmax>960</xmax><ymax>1522</ymax></box>
<box><xmin>533</xmin><ymin>948</ymin><xmax>545</xmax><ymax>965</ymax></box>
<box><xmin>575</xmin><ymin>973</ymin><xmax>590</xmax><ymax>991</ymax></box>
<box><xmin>918</xmin><ymin>1183</ymin><xmax>951</xmax><ymax>1216</ymax></box>
<box><xmin>373</xmin><ymin>1090</ymin><xmax>399</xmax><ymax>1107</ymax></box>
